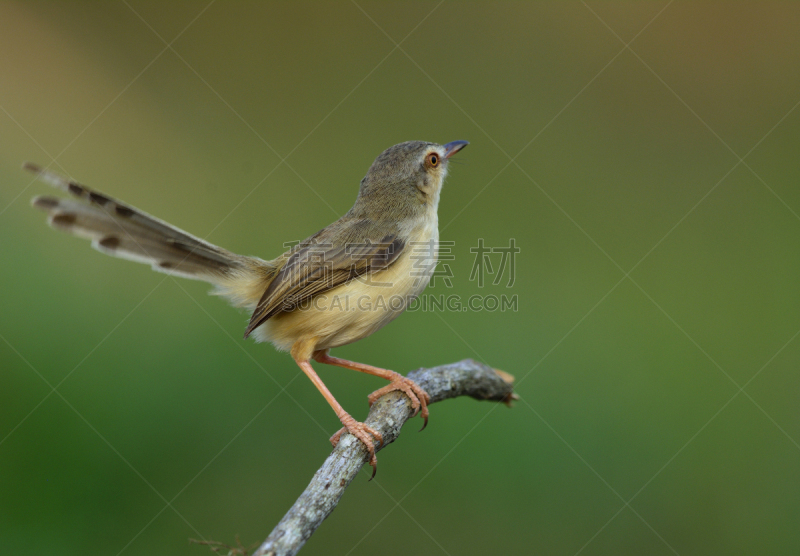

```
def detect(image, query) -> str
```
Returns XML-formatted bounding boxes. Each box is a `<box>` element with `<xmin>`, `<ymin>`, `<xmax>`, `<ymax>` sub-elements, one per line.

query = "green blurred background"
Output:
<box><xmin>2</xmin><ymin>2</ymin><xmax>799</xmax><ymax>555</ymax></box>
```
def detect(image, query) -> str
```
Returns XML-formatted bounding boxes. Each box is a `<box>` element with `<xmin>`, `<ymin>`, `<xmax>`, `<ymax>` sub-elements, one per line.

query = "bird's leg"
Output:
<box><xmin>293</xmin><ymin>358</ymin><xmax>382</xmax><ymax>476</ymax></box>
<box><xmin>312</xmin><ymin>350</ymin><xmax>431</xmax><ymax>430</ymax></box>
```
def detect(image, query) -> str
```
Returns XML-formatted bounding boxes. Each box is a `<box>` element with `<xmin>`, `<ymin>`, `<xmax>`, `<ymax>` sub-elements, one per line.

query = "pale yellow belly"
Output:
<box><xmin>253</xmin><ymin>225</ymin><xmax>439</xmax><ymax>353</ymax></box>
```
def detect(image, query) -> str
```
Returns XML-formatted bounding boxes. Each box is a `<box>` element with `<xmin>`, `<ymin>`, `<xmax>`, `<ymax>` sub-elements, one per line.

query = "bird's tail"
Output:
<box><xmin>27</xmin><ymin>163</ymin><xmax>275</xmax><ymax>310</ymax></box>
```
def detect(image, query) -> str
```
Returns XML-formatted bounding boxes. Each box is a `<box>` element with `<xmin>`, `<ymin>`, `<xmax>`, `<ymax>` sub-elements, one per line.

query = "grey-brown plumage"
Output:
<box><xmin>27</xmin><ymin>140</ymin><xmax>469</xmax><ymax>476</ymax></box>
<box><xmin>243</xmin><ymin>233</ymin><xmax>404</xmax><ymax>337</ymax></box>
<box><xmin>27</xmin><ymin>162</ymin><xmax>257</xmax><ymax>281</ymax></box>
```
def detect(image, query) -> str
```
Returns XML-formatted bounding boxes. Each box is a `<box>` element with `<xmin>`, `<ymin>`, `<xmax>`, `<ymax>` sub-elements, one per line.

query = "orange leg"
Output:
<box><xmin>312</xmin><ymin>350</ymin><xmax>430</xmax><ymax>429</ymax></box>
<box><xmin>293</xmin><ymin>358</ymin><xmax>382</xmax><ymax>477</ymax></box>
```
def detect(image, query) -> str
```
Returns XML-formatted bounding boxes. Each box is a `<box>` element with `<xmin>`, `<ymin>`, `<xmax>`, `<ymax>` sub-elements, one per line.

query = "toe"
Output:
<box><xmin>366</xmin><ymin>424</ymin><xmax>383</xmax><ymax>448</ymax></box>
<box><xmin>330</xmin><ymin>427</ymin><xmax>345</xmax><ymax>447</ymax></box>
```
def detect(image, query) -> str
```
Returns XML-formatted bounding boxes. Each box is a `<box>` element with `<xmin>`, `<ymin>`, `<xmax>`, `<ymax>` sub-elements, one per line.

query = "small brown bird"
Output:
<box><xmin>27</xmin><ymin>139</ymin><xmax>468</xmax><ymax>475</ymax></box>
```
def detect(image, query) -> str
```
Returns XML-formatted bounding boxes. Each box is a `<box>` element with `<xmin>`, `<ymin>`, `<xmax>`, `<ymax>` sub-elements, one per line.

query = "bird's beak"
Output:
<box><xmin>443</xmin><ymin>140</ymin><xmax>469</xmax><ymax>159</ymax></box>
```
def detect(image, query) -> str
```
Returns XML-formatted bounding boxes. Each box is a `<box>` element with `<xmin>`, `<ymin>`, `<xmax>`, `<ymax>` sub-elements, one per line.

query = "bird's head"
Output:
<box><xmin>352</xmin><ymin>140</ymin><xmax>468</xmax><ymax>221</ymax></box>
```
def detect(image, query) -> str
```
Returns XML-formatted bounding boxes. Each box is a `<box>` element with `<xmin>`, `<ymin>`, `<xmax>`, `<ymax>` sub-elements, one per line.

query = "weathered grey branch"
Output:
<box><xmin>254</xmin><ymin>359</ymin><xmax>516</xmax><ymax>556</ymax></box>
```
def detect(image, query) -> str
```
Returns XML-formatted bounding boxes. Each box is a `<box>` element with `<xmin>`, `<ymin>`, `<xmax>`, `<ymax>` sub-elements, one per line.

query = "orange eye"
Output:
<box><xmin>426</xmin><ymin>153</ymin><xmax>439</xmax><ymax>168</ymax></box>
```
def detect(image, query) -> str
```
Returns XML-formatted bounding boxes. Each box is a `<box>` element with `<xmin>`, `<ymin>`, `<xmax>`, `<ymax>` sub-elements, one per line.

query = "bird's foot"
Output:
<box><xmin>368</xmin><ymin>375</ymin><xmax>431</xmax><ymax>430</ymax></box>
<box><xmin>330</xmin><ymin>414</ymin><xmax>383</xmax><ymax>478</ymax></box>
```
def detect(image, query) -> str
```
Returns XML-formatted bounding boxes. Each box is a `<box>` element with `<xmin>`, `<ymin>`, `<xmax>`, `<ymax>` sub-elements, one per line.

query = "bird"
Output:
<box><xmin>27</xmin><ymin>139</ymin><xmax>469</xmax><ymax>476</ymax></box>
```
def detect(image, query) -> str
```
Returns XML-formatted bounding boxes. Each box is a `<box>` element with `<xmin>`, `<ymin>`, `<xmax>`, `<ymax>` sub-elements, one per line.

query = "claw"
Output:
<box><xmin>331</xmin><ymin>416</ymin><xmax>382</xmax><ymax>479</ymax></box>
<box><xmin>368</xmin><ymin>455</ymin><xmax>377</xmax><ymax>480</ymax></box>
<box><xmin>368</xmin><ymin>375</ymin><xmax>430</xmax><ymax>430</ymax></box>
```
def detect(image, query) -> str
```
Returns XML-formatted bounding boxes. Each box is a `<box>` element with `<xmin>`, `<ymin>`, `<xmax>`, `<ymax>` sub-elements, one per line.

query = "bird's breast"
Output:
<box><xmin>255</xmin><ymin>218</ymin><xmax>440</xmax><ymax>352</ymax></box>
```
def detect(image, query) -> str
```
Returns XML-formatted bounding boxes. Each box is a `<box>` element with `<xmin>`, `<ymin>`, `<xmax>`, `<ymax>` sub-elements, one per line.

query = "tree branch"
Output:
<box><xmin>253</xmin><ymin>359</ymin><xmax>516</xmax><ymax>556</ymax></box>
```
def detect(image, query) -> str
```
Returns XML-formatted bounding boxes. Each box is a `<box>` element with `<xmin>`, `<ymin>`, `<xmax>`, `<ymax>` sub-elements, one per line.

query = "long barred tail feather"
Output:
<box><xmin>27</xmin><ymin>163</ymin><xmax>275</xmax><ymax>310</ymax></box>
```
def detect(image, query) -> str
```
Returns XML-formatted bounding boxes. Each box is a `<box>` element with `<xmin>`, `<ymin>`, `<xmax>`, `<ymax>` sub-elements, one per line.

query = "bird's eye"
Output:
<box><xmin>426</xmin><ymin>153</ymin><xmax>439</xmax><ymax>168</ymax></box>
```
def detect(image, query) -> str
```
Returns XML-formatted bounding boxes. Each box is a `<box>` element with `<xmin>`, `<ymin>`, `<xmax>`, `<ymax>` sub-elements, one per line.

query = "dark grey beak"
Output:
<box><xmin>443</xmin><ymin>140</ymin><xmax>469</xmax><ymax>159</ymax></box>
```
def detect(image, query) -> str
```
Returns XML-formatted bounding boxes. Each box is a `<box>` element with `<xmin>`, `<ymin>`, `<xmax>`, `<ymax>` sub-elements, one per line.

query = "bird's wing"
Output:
<box><xmin>244</xmin><ymin>220</ymin><xmax>404</xmax><ymax>337</ymax></box>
